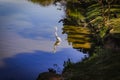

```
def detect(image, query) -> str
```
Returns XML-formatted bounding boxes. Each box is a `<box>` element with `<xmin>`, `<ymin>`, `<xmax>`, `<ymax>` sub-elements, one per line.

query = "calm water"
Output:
<box><xmin>0</xmin><ymin>0</ymin><xmax>86</xmax><ymax>80</ymax></box>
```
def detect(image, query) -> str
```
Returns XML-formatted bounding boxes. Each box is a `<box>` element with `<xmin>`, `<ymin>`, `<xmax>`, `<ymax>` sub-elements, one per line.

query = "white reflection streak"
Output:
<box><xmin>53</xmin><ymin>27</ymin><xmax>61</xmax><ymax>53</ymax></box>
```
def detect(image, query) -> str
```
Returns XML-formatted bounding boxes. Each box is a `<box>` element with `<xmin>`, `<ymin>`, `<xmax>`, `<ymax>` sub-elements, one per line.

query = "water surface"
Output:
<box><xmin>0</xmin><ymin>0</ymin><xmax>86</xmax><ymax>80</ymax></box>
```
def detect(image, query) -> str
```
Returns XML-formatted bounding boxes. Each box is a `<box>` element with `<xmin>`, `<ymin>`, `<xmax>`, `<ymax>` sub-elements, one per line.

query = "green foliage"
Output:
<box><xmin>63</xmin><ymin>48</ymin><xmax>120</xmax><ymax>80</ymax></box>
<box><xmin>99</xmin><ymin>26</ymin><xmax>108</xmax><ymax>38</ymax></box>
<box><xmin>87</xmin><ymin>4</ymin><xmax>101</xmax><ymax>19</ymax></box>
<box><xmin>62</xmin><ymin>1</ymin><xmax>120</xmax><ymax>80</ymax></box>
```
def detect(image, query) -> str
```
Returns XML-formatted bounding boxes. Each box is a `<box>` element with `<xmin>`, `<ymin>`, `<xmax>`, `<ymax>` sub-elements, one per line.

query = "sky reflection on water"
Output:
<box><xmin>0</xmin><ymin>0</ymin><xmax>86</xmax><ymax>80</ymax></box>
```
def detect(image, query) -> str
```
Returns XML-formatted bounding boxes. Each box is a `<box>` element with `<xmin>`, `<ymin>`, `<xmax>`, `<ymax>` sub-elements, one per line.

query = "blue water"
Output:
<box><xmin>0</xmin><ymin>0</ymin><xmax>86</xmax><ymax>80</ymax></box>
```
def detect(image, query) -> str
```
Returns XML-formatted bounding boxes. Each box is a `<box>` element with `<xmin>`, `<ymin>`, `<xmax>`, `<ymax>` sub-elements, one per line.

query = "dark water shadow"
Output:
<box><xmin>0</xmin><ymin>48</ymin><xmax>85</xmax><ymax>80</ymax></box>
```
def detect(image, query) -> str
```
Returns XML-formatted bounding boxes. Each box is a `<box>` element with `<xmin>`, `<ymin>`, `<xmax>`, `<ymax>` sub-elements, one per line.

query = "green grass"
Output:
<box><xmin>62</xmin><ymin>48</ymin><xmax>120</xmax><ymax>80</ymax></box>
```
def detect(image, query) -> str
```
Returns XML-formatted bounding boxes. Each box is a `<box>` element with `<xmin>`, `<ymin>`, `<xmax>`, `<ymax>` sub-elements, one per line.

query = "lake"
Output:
<box><xmin>0</xmin><ymin>0</ymin><xmax>86</xmax><ymax>80</ymax></box>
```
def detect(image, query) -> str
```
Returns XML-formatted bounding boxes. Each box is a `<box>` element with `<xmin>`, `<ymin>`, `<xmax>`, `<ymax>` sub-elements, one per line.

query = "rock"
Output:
<box><xmin>36</xmin><ymin>72</ymin><xmax>63</xmax><ymax>80</ymax></box>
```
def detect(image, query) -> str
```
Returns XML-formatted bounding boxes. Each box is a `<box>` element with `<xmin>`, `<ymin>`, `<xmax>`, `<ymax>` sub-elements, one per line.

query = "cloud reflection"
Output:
<box><xmin>0</xmin><ymin>30</ymin><xmax>54</xmax><ymax>59</ymax></box>
<box><xmin>0</xmin><ymin>0</ymin><xmax>68</xmax><ymax>68</ymax></box>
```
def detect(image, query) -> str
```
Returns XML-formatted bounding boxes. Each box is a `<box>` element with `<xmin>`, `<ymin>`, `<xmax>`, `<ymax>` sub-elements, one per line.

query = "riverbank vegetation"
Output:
<box><xmin>61</xmin><ymin>0</ymin><xmax>120</xmax><ymax>80</ymax></box>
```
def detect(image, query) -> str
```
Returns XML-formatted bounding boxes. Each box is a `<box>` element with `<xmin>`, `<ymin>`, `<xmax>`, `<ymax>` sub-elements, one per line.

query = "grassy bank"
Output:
<box><xmin>62</xmin><ymin>48</ymin><xmax>120</xmax><ymax>80</ymax></box>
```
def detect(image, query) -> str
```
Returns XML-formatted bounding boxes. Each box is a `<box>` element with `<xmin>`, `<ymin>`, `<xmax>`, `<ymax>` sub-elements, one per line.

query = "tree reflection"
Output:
<box><xmin>62</xmin><ymin>26</ymin><xmax>92</xmax><ymax>54</ymax></box>
<box><xmin>29</xmin><ymin>0</ymin><xmax>54</xmax><ymax>6</ymax></box>
<box><xmin>61</xmin><ymin>0</ymin><xmax>93</xmax><ymax>54</ymax></box>
<box><xmin>61</xmin><ymin>0</ymin><xmax>120</xmax><ymax>55</ymax></box>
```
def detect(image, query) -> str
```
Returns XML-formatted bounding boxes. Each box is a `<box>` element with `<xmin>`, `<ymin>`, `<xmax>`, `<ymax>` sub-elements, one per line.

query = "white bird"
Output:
<box><xmin>55</xmin><ymin>27</ymin><xmax>61</xmax><ymax>41</ymax></box>
<box><xmin>53</xmin><ymin>26</ymin><xmax>62</xmax><ymax>53</ymax></box>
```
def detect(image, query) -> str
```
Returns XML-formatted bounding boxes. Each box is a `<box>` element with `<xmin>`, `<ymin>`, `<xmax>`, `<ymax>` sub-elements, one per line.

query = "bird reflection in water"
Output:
<box><xmin>53</xmin><ymin>27</ymin><xmax>61</xmax><ymax>53</ymax></box>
